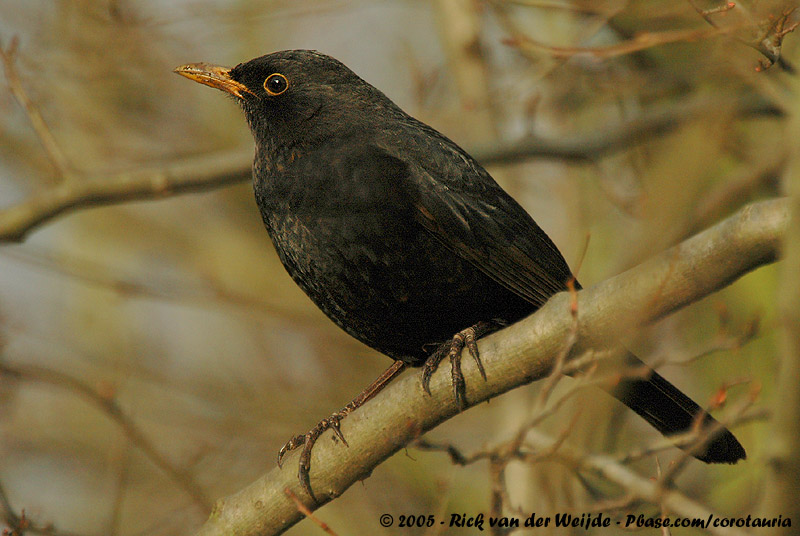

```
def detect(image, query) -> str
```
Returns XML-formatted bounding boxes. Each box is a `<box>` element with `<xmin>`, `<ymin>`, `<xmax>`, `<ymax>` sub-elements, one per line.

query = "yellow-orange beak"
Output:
<box><xmin>173</xmin><ymin>63</ymin><xmax>253</xmax><ymax>99</ymax></box>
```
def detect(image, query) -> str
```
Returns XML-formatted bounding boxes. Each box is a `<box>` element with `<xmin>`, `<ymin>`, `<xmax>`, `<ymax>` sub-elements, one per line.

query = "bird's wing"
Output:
<box><xmin>377</xmin><ymin>139</ymin><xmax>575</xmax><ymax>308</ymax></box>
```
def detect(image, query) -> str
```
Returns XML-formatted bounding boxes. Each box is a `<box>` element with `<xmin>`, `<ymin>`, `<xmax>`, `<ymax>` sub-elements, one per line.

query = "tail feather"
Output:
<box><xmin>607</xmin><ymin>353</ymin><xmax>746</xmax><ymax>464</ymax></box>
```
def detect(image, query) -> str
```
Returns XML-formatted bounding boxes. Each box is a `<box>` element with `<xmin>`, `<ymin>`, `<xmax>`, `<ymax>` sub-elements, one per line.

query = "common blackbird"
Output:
<box><xmin>175</xmin><ymin>50</ymin><xmax>745</xmax><ymax>498</ymax></box>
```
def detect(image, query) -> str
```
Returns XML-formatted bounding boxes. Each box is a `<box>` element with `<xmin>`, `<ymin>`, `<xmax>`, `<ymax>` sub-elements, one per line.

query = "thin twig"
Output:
<box><xmin>658</xmin><ymin>383</ymin><xmax>759</xmax><ymax>487</ymax></box>
<box><xmin>753</xmin><ymin>7</ymin><xmax>798</xmax><ymax>72</ymax></box>
<box><xmin>683</xmin><ymin>154</ymin><xmax>785</xmax><ymax>238</ymax></box>
<box><xmin>472</xmin><ymin>95</ymin><xmax>780</xmax><ymax>165</ymax></box>
<box><xmin>419</xmin><ymin>425</ymin><xmax>751</xmax><ymax>536</ymax></box>
<box><xmin>0</xmin><ymin>37</ymin><xmax>74</xmax><ymax>181</ymax></box>
<box><xmin>107</xmin><ymin>439</ymin><xmax>132</xmax><ymax>536</ymax></box>
<box><xmin>688</xmin><ymin>0</ymin><xmax>797</xmax><ymax>72</ymax></box>
<box><xmin>283</xmin><ymin>489</ymin><xmax>339</xmax><ymax>536</ymax></box>
<box><xmin>519</xmin><ymin>430</ymin><xmax>751</xmax><ymax>536</ymax></box>
<box><xmin>0</xmin><ymin>479</ymin><xmax>85</xmax><ymax>536</ymax></box>
<box><xmin>504</xmin><ymin>26</ymin><xmax>728</xmax><ymax>60</ymax></box>
<box><xmin>619</xmin><ymin>406</ymin><xmax>768</xmax><ymax>464</ymax></box>
<box><xmin>0</xmin><ymin>480</ymin><xmax>21</xmax><ymax>532</ymax></box>
<box><xmin>532</xmin><ymin>278</ymin><xmax>580</xmax><ymax>409</ymax></box>
<box><xmin>0</xmin><ymin>361</ymin><xmax>212</xmax><ymax>512</ymax></box>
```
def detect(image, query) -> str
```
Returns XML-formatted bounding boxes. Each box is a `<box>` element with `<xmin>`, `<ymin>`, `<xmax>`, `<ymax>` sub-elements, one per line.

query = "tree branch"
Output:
<box><xmin>473</xmin><ymin>95</ymin><xmax>779</xmax><ymax>164</ymax></box>
<box><xmin>194</xmin><ymin>198</ymin><xmax>787</xmax><ymax>536</ymax></box>
<box><xmin>1</xmin><ymin>36</ymin><xmax>74</xmax><ymax>181</ymax></box>
<box><xmin>523</xmin><ymin>429</ymin><xmax>751</xmax><ymax>536</ymax></box>
<box><xmin>0</xmin><ymin>95</ymin><xmax>779</xmax><ymax>243</ymax></box>
<box><xmin>504</xmin><ymin>25</ymin><xmax>728</xmax><ymax>60</ymax></box>
<box><xmin>0</xmin><ymin>361</ymin><xmax>212</xmax><ymax>513</ymax></box>
<box><xmin>0</xmin><ymin>149</ymin><xmax>252</xmax><ymax>243</ymax></box>
<box><xmin>689</xmin><ymin>1</ymin><xmax>798</xmax><ymax>72</ymax></box>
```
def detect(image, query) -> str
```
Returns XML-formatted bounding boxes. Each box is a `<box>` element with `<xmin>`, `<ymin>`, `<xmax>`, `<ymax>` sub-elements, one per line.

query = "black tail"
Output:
<box><xmin>607</xmin><ymin>353</ymin><xmax>746</xmax><ymax>464</ymax></box>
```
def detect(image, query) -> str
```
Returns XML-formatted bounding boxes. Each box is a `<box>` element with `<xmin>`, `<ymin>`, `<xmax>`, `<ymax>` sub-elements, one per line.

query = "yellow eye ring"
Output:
<box><xmin>264</xmin><ymin>73</ymin><xmax>288</xmax><ymax>96</ymax></box>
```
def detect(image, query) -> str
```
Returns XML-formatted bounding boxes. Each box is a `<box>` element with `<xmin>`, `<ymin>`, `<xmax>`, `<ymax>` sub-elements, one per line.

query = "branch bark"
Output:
<box><xmin>194</xmin><ymin>198</ymin><xmax>787</xmax><ymax>536</ymax></box>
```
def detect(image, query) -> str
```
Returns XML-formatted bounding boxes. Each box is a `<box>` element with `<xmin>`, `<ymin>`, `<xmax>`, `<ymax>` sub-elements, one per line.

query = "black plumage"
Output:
<box><xmin>175</xmin><ymin>50</ymin><xmax>745</xmax><ymax>494</ymax></box>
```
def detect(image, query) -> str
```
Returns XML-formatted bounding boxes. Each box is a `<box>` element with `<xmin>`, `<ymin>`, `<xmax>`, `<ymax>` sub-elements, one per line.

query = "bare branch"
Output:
<box><xmin>753</xmin><ymin>7</ymin><xmax>798</xmax><ymax>72</ymax></box>
<box><xmin>284</xmin><ymin>489</ymin><xmax>339</xmax><ymax>536</ymax></box>
<box><xmin>473</xmin><ymin>95</ymin><xmax>780</xmax><ymax>164</ymax></box>
<box><xmin>0</xmin><ymin>90</ymin><xmax>778</xmax><ymax>244</ymax></box>
<box><xmin>619</xmin><ymin>406</ymin><xmax>769</xmax><ymax>465</ymax></box>
<box><xmin>683</xmin><ymin>154</ymin><xmax>784</xmax><ymax>239</ymax></box>
<box><xmin>0</xmin><ymin>478</ymin><xmax>86</xmax><ymax>536</ymax></box>
<box><xmin>0</xmin><ymin>149</ymin><xmax>252</xmax><ymax>243</ymax></box>
<box><xmin>0</xmin><ymin>37</ymin><xmax>74</xmax><ymax>181</ymax></box>
<box><xmin>520</xmin><ymin>429</ymin><xmax>752</xmax><ymax>536</ymax></box>
<box><xmin>503</xmin><ymin>26</ymin><xmax>728</xmax><ymax>60</ymax></box>
<box><xmin>689</xmin><ymin>0</ymin><xmax>736</xmax><ymax>22</ymax></box>
<box><xmin>688</xmin><ymin>1</ymin><xmax>798</xmax><ymax>72</ymax></box>
<box><xmin>0</xmin><ymin>361</ymin><xmax>212</xmax><ymax>512</ymax></box>
<box><xmin>194</xmin><ymin>198</ymin><xmax>787</xmax><ymax>536</ymax></box>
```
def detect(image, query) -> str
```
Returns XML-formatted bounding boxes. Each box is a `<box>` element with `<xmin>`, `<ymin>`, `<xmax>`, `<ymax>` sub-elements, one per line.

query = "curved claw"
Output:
<box><xmin>329</xmin><ymin>416</ymin><xmax>348</xmax><ymax>447</ymax></box>
<box><xmin>421</xmin><ymin>340</ymin><xmax>448</xmax><ymax>395</ymax></box>
<box><xmin>421</xmin><ymin>361</ymin><xmax>437</xmax><ymax>395</ymax></box>
<box><xmin>463</xmin><ymin>328</ymin><xmax>486</xmax><ymax>380</ymax></box>
<box><xmin>277</xmin><ymin>434</ymin><xmax>305</xmax><ymax>468</ymax></box>
<box><xmin>281</xmin><ymin>425</ymin><xmax>329</xmax><ymax>503</ymax></box>
<box><xmin>298</xmin><ymin>435</ymin><xmax>318</xmax><ymax>502</ymax></box>
<box><xmin>275</xmin><ymin>422</ymin><xmax>338</xmax><ymax>502</ymax></box>
<box><xmin>449</xmin><ymin>350</ymin><xmax>467</xmax><ymax>410</ymax></box>
<box><xmin>421</xmin><ymin>323</ymin><xmax>492</xmax><ymax>408</ymax></box>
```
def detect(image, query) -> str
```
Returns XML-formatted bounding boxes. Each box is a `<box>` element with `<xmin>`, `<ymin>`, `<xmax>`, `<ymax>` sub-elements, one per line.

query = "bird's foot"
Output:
<box><xmin>277</xmin><ymin>360</ymin><xmax>406</xmax><ymax>502</ymax></box>
<box><xmin>421</xmin><ymin>322</ymin><xmax>492</xmax><ymax>410</ymax></box>
<box><xmin>277</xmin><ymin>410</ymin><xmax>349</xmax><ymax>502</ymax></box>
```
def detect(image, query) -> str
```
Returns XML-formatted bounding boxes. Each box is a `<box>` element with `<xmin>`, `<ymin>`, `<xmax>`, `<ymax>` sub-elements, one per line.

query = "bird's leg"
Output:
<box><xmin>421</xmin><ymin>321</ymin><xmax>493</xmax><ymax>410</ymax></box>
<box><xmin>278</xmin><ymin>359</ymin><xmax>406</xmax><ymax>501</ymax></box>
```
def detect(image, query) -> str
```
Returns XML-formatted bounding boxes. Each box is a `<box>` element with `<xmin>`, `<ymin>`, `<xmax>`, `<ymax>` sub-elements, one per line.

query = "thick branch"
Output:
<box><xmin>195</xmin><ymin>198</ymin><xmax>787</xmax><ymax>536</ymax></box>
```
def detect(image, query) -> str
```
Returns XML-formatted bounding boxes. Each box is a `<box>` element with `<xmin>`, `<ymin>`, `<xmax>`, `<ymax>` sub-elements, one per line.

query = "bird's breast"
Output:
<box><xmin>250</xmin><ymin>146</ymin><xmax>533</xmax><ymax>362</ymax></box>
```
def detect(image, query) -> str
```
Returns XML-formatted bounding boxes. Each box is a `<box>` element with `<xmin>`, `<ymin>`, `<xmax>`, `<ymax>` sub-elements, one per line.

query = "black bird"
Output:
<box><xmin>175</xmin><ymin>50</ymin><xmax>745</xmax><ymax>498</ymax></box>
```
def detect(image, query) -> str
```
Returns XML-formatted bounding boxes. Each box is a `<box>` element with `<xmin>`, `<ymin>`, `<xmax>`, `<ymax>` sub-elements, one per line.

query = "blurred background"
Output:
<box><xmin>0</xmin><ymin>1</ymin><xmax>795</xmax><ymax>535</ymax></box>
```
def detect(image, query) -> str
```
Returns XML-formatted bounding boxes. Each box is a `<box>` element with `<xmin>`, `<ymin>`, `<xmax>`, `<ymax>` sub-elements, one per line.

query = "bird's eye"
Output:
<box><xmin>264</xmin><ymin>73</ymin><xmax>288</xmax><ymax>96</ymax></box>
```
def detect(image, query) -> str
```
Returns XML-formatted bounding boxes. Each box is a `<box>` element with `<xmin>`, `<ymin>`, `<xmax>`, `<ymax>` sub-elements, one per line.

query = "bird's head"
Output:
<box><xmin>175</xmin><ymin>50</ymin><xmax>397</xmax><ymax>147</ymax></box>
